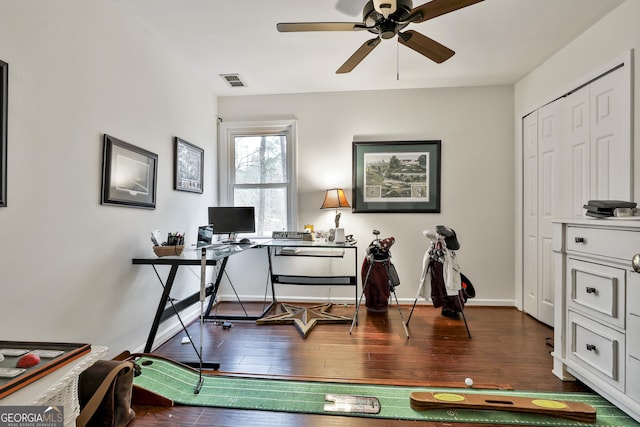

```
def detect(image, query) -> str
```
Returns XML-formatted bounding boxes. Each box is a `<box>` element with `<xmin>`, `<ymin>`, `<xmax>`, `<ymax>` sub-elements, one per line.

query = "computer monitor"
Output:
<box><xmin>208</xmin><ymin>206</ymin><xmax>255</xmax><ymax>241</ymax></box>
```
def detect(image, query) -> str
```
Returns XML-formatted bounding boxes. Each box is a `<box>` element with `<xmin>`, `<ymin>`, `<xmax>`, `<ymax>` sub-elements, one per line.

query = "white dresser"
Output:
<box><xmin>552</xmin><ymin>219</ymin><xmax>640</xmax><ymax>422</ymax></box>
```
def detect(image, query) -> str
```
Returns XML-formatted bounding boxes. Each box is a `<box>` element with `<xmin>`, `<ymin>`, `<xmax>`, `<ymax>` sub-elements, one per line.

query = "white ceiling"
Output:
<box><xmin>108</xmin><ymin>0</ymin><xmax>624</xmax><ymax>97</ymax></box>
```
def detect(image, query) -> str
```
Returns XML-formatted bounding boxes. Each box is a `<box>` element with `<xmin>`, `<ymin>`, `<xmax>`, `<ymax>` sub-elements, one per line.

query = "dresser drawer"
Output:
<box><xmin>568</xmin><ymin>310</ymin><xmax>625</xmax><ymax>391</ymax></box>
<box><xmin>566</xmin><ymin>226</ymin><xmax>639</xmax><ymax>261</ymax></box>
<box><xmin>567</xmin><ymin>258</ymin><xmax>625</xmax><ymax>328</ymax></box>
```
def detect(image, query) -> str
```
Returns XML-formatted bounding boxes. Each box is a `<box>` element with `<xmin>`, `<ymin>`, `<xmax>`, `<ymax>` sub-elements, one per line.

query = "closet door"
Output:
<box><xmin>561</xmin><ymin>64</ymin><xmax>630</xmax><ymax>216</ymax></box>
<box><xmin>521</xmin><ymin>58</ymin><xmax>631</xmax><ymax>327</ymax></box>
<box><xmin>522</xmin><ymin>112</ymin><xmax>539</xmax><ymax>318</ymax></box>
<box><xmin>590</xmin><ymin>67</ymin><xmax>632</xmax><ymax>201</ymax></box>
<box><xmin>565</xmin><ymin>85</ymin><xmax>590</xmax><ymax>218</ymax></box>
<box><xmin>536</xmin><ymin>100</ymin><xmax>563</xmax><ymax>326</ymax></box>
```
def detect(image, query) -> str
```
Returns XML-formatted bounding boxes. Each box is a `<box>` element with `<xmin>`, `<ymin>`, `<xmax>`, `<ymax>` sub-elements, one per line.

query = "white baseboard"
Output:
<box><xmin>131</xmin><ymin>304</ymin><xmax>203</xmax><ymax>354</ymax></box>
<box><xmin>216</xmin><ymin>294</ymin><xmax>516</xmax><ymax>307</ymax></box>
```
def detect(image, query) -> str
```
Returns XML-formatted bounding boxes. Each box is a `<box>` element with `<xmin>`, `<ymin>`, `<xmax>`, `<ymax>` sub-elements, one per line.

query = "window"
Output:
<box><xmin>218</xmin><ymin>120</ymin><xmax>297</xmax><ymax>237</ymax></box>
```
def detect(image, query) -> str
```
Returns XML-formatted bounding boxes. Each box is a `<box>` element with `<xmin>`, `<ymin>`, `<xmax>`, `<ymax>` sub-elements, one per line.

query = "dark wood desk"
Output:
<box><xmin>132</xmin><ymin>243</ymin><xmax>274</xmax><ymax>354</ymax></box>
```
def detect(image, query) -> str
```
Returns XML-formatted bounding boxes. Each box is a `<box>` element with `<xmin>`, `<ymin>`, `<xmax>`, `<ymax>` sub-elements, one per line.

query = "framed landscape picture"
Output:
<box><xmin>352</xmin><ymin>140</ymin><xmax>441</xmax><ymax>213</ymax></box>
<box><xmin>174</xmin><ymin>137</ymin><xmax>204</xmax><ymax>193</ymax></box>
<box><xmin>101</xmin><ymin>134</ymin><xmax>158</xmax><ymax>209</ymax></box>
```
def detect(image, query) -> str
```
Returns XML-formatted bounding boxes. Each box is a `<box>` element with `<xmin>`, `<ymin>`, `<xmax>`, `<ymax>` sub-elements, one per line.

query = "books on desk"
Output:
<box><xmin>272</xmin><ymin>231</ymin><xmax>313</xmax><ymax>241</ymax></box>
<box><xmin>583</xmin><ymin>200</ymin><xmax>637</xmax><ymax>218</ymax></box>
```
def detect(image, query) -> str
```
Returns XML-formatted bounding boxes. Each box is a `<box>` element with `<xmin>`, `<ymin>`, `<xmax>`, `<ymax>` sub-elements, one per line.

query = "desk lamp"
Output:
<box><xmin>321</xmin><ymin>188</ymin><xmax>350</xmax><ymax>243</ymax></box>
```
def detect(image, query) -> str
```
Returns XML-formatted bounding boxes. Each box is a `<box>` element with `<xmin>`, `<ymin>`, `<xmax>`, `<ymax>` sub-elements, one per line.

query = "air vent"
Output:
<box><xmin>220</xmin><ymin>73</ymin><xmax>247</xmax><ymax>88</ymax></box>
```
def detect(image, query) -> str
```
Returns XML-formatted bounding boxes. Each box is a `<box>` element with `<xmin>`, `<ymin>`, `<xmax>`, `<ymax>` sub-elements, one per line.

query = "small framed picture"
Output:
<box><xmin>101</xmin><ymin>134</ymin><xmax>158</xmax><ymax>209</ymax></box>
<box><xmin>174</xmin><ymin>137</ymin><xmax>204</xmax><ymax>193</ymax></box>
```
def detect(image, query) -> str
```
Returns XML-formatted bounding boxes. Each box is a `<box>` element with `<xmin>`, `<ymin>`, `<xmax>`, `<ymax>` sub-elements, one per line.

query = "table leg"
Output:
<box><xmin>144</xmin><ymin>265</ymin><xmax>179</xmax><ymax>352</ymax></box>
<box><xmin>204</xmin><ymin>256</ymin><xmax>229</xmax><ymax>316</ymax></box>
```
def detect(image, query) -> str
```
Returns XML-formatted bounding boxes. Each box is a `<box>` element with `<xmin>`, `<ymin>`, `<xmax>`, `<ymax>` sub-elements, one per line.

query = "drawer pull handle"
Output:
<box><xmin>586</xmin><ymin>344</ymin><xmax>597</xmax><ymax>352</ymax></box>
<box><xmin>586</xmin><ymin>287</ymin><xmax>597</xmax><ymax>294</ymax></box>
<box><xmin>574</xmin><ymin>237</ymin><xmax>585</xmax><ymax>243</ymax></box>
<box><xmin>632</xmin><ymin>254</ymin><xmax>640</xmax><ymax>273</ymax></box>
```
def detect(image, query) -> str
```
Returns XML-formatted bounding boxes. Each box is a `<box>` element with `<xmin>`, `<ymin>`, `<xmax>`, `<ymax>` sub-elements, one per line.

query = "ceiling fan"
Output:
<box><xmin>277</xmin><ymin>0</ymin><xmax>484</xmax><ymax>74</ymax></box>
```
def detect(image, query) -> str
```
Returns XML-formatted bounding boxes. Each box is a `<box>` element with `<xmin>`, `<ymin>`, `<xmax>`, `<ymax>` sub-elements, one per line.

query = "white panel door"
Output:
<box><xmin>537</xmin><ymin>100</ymin><xmax>563</xmax><ymax>326</ymax></box>
<box><xmin>590</xmin><ymin>66</ymin><xmax>632</xmax><ymax>201</ymax></box>
<box><xmin>521</xmin><ymin>58</ymin><xmax>631</xmax><ymax>328</ymax></box>
<box><xmin>522</xmin><ymin>112</ymin><xmax>539</xmax><ymax>317</ymax></box>
<box><xmin>564</xmin><ymin>85</ymin><xmax>590</xmax><ymax>218</ymax></box>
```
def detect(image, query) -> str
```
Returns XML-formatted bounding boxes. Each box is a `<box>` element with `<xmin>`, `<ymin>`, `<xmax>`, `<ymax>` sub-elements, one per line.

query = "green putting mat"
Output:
<box><xmin>132</xmin><ymin>355</ymin><xmax>638</xmax><ymax>426</ymax></box>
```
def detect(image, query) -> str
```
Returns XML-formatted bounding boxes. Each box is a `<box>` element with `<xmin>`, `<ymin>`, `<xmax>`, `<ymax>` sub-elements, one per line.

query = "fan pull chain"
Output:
<box><xmin>396</xmin><ymin>39</ymin><xmax>400</xmax><ymax>81</ymax></box>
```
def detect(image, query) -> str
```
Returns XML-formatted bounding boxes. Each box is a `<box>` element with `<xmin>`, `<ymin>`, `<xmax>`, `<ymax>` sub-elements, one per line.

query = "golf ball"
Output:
<box><xmin>464</xmin><ymin>377</ymin><xmax>474</xmax><ymax>387</ymax></box>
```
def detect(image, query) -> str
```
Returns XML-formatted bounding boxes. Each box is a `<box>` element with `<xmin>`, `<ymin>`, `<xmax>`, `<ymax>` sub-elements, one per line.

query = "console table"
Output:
<box><xmin>0</xmin><ymin>346</ymin><xmax>108</xmax><ymax>427</ymax></box>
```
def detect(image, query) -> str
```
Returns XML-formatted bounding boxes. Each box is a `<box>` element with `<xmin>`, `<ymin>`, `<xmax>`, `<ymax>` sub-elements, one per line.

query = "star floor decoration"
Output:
<box><xmin>256</xmin><ymin>303</ymin><xmax>352</xmax><ymax>338</ymax></box>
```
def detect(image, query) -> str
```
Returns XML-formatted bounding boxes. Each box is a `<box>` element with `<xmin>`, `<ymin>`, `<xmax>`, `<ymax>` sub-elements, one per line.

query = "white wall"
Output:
<box><xmin>11</xmin><ymin>0</ymin><xmax>626</xmax><ymax>353</ymax></box>
<box><xmin>0</xmin><ymin>0</ymin><xmax>217</xmax><ymax>355</ymax></box>
<box><xmin>514</xmin><ymin>0</ymin><xmax>639</xmax><ymax>308</ymax></box>
<box><xmin>218</xmin><ymin>86</ymin><xmax>516</xmax><ymax>306</ymax></box>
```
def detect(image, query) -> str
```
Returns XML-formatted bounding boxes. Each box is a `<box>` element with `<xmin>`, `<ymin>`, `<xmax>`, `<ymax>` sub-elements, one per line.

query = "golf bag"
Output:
<box><xmin>363</xmin><ymin>236</ymin><xmax>400</xmax><ymax>312</ymax></box>
<box><xmin>408</xmin><ymin>225</ymin><xmax>475</xmax><ymax>337</ymax></box>
<box><xmin>428</xmin><ymin>255</ymin><xmax>476</xmax><ymax>315</ymax></box>
<box><xmin>351</xmin><ymin>230</ymin><xmax>409</xmax><ymax>338</ymax></box>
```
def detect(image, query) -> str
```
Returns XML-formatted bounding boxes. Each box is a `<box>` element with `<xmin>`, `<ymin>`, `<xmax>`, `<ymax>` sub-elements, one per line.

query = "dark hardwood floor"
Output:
<box><xmin>129</xmin><ymin>303</ymin><xmax>591</xmax><ymax>427</ymax></box>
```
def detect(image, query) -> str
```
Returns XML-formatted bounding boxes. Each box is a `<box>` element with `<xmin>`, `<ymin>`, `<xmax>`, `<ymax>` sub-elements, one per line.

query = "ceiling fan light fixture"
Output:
<box><xmin>379</xmin><ymin>20</ymin><xmax>397</xmax><ymax>39</ymax></box>
<box><xmin>373</xmin><ymin>0</ymin><xmax>397</xmax><ymax>18</ymax></box>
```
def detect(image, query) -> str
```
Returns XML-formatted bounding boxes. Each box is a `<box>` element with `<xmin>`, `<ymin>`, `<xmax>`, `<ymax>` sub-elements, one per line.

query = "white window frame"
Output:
<box><xmin>218</xmin><ymin>119</ymin><xmax>298</xmax><ymax>235</ymax></box>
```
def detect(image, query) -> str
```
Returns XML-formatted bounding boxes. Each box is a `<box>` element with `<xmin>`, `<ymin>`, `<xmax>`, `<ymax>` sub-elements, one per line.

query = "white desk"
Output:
<box><xmin>132</xmin><ymin>243</ymin><xmax>268</xmax><ymax>351</ymax></box>
<box><xmin>0</xmin><ymin>346</ymin><xmax>108</xmax><ymax>427</ymax></box>
<box><xmin>262</xmin><ymin>239</ymin><xmax>358</xmax><ymax>292</ymax></box>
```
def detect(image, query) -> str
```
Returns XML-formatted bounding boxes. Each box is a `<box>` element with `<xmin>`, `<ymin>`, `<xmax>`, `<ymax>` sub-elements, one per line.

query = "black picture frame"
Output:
<box><xmin>101</xmin><ymin>134</ymin><xmax>157</xmax><ymax>209</ymax></box>
<box><xmin>174</xmin><ymin>137</ymin><xmax>204</xmax><ymax>193</ymax></box>
<box><xmin>352</xmin><ymin>140</ymin><xmax>441</xmax><ymax>213</ymax></box>
<box><xmin>0</xmin><ymin>59</ymin><xmax>7</xmax><ymax>207</ymax></box>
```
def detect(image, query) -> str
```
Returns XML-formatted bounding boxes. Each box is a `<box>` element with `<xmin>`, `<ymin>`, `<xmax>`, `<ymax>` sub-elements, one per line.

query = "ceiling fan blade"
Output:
<box><xmin>277</xmin><ymin>22</ymin><xmax>365</xmax><ymax>32</ymax></box>
<box><xmin>398</xmin><ymin>30</ymin><xmax>454</xmax><ymax>63</ymax></box>
<box><xmin>336</xmin><ymin>38</ymin><xmax>382</xmax><ymax>74</ymax></box>
<box><xmin>408</xmin><ymin>0</ymin><xmax>484</xmax><ymax>23</ymax></box>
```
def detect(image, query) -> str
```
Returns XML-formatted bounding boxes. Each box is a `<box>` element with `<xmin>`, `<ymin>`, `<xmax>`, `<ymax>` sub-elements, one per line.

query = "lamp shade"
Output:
<box><xmin>321</xmin><ymin>188</ymin><xmax>350</xmax><ymax>210</ymax></box>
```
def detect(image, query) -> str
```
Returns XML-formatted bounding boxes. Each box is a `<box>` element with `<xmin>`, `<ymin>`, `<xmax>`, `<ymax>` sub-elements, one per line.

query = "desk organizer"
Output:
<box><xmin>153</xmin><ymin>245</ymin><xmax>184</xmax><ymax>257</ymax></box>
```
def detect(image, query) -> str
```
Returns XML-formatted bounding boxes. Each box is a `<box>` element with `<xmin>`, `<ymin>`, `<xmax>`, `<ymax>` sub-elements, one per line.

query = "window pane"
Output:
<box><xmin>234</xmin><ymin>187</ymin><xmax>287</xmax><ymax>236</ymax></box>
<box><xmin>234</xmin><ymin>135</ymin><xmax>287</xmax><ymax>184</ymax></box>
